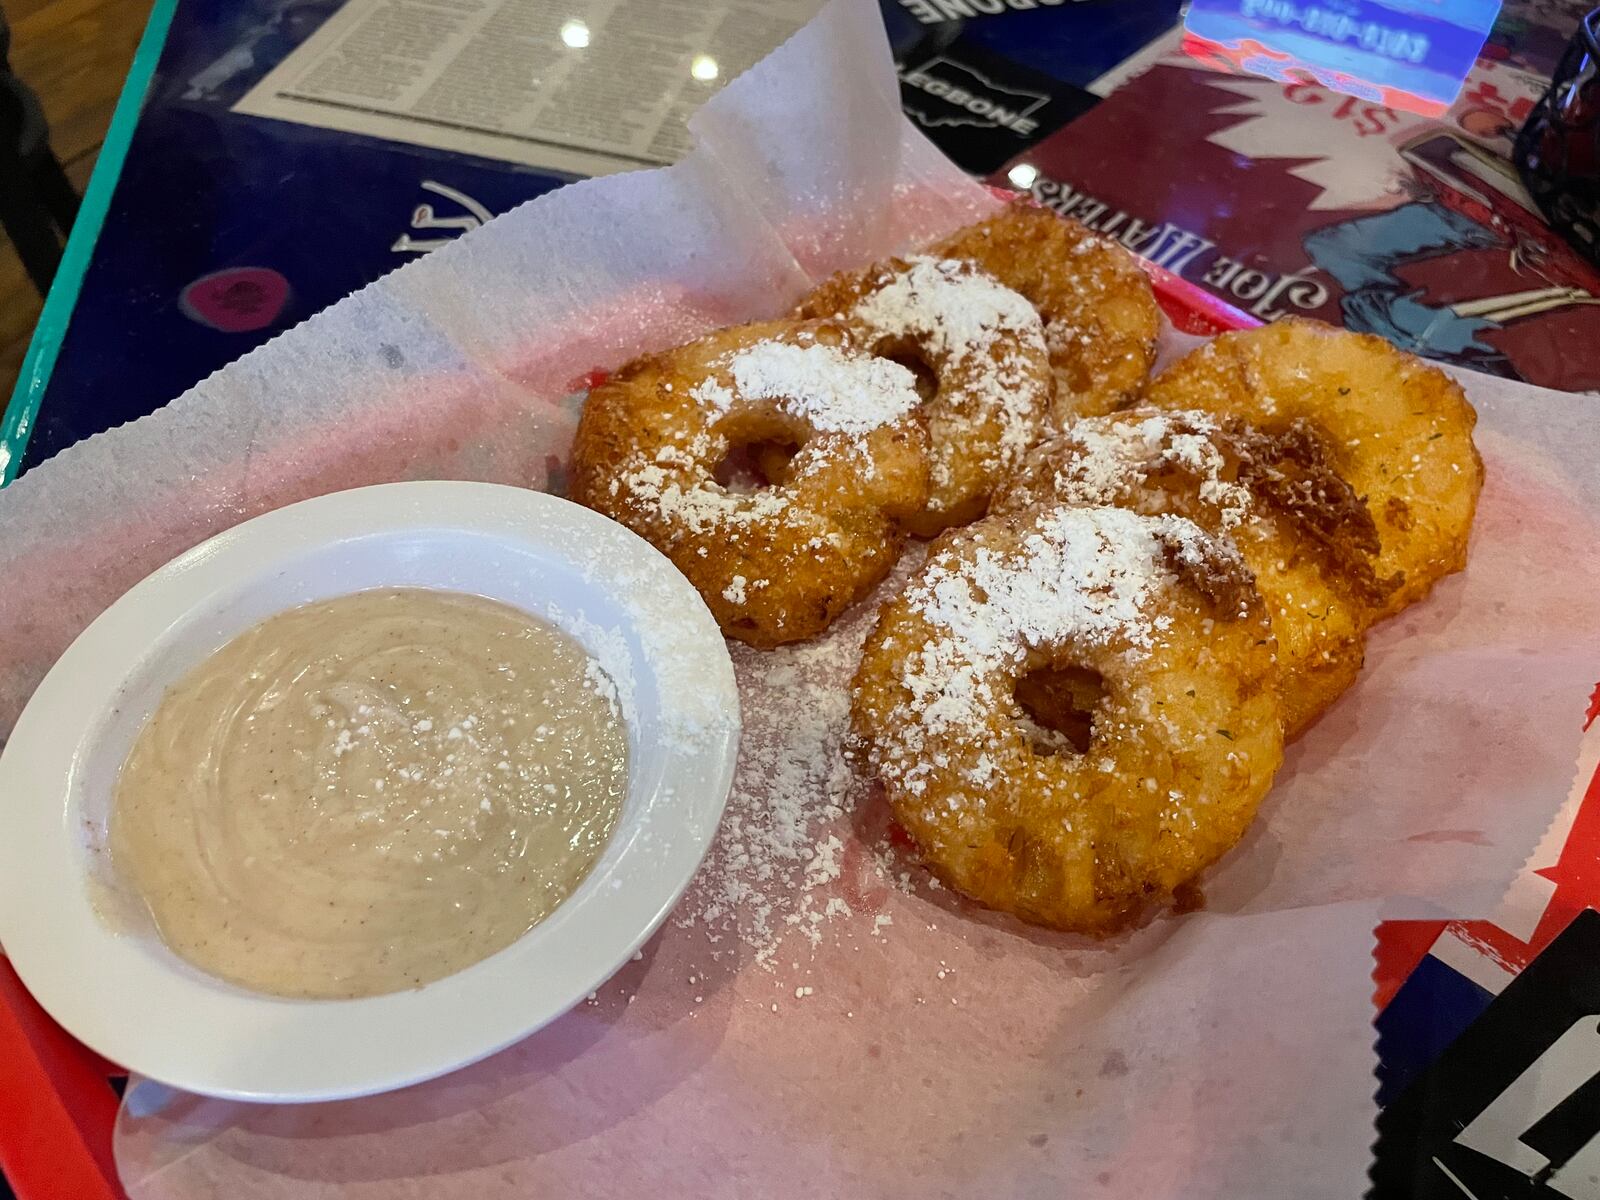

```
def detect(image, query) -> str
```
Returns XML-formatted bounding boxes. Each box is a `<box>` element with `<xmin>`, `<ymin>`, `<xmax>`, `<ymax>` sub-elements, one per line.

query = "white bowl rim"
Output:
<box><xmin>0</xmin><ymin>481</ymin><xmax>739</xmax><ymax>1102</ymax></box>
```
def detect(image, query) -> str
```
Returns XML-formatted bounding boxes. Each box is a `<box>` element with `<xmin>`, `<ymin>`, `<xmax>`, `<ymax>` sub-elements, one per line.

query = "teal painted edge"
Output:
<box><xmin>0</xmin><ymin>0</ymin><xmax>181</xmax><ymax>486</ymax></box>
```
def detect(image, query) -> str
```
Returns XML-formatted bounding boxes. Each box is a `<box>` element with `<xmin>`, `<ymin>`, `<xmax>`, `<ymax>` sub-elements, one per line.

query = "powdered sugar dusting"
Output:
<box><xmin>612</xmin><ymin>337</ymin><xmax>919</xmax><ymax>540</ymax></box>
<box><xmin>546</xmin><ymin>606</ymin><xmax>639</xmax><ymax>738</ymax></box>
<box><xmin>558</xmin><ymin>546</ymin><xmax>739</xmax><ymax>757</ymax></box>
<box><xmin>853</xmin><ymin>256</ymin><xmax>1042</xmax><ymax>368</ymax></box>
<box><xmin>672</xmin><ymin>507</ymin><xmax>1234</xmax><ymax>966</ymax></box>
<box><xmin>613</xmin><ymin>441</ymin><xmax>793</xmax><ymax>537</ymax></box>
<box><xmin>1009</xmin><ymin>410</ymin><xmax>1254</xmax><ymax>532</ymax></box>
<box><xmin>678</xmin><ymin>621</ymin><xmax>867</xmax><ymax>965</ymax></box>
<box><xmin>692</xmin><ymin>341</ymin><xmax>919</xmax><ymax>435</ymax></box>
<box><xmin>849</xmin><ymin>256</ymin><xmax>1049</xmax><ymax>471</ymax></box>
<box><xmin>884</xmin><ymin>507</ymin><xmax>1215</xmax><ymax>796</ymax></box>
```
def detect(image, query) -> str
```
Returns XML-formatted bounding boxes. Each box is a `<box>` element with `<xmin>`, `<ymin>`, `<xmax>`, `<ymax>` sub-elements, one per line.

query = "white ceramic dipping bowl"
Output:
<box><xmin>0</xmin><ymin>482</ymin><xmax>740</xmax><ymax>1102</ymax></box>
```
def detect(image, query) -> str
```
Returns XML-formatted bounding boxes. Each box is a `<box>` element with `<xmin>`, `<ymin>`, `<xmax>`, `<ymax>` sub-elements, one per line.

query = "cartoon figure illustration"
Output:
<box><xmin>1304</xmin><ymin>125</ymin><xmax>1600</xmax><ymax>382</ymax></box>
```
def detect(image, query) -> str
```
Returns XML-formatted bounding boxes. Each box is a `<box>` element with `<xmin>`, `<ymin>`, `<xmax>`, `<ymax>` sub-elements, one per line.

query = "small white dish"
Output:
<box><xmin>0</xmin><ymin>482</ymin><xmax>739</xmax><ymax>1102</ymax></box>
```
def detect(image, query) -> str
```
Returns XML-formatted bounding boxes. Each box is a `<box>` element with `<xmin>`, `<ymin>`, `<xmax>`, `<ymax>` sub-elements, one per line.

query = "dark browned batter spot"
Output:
<box><xmin>1172</xmin><ymin>880</ymin><xmax>1206</xmax><ymax>914</ymax></box>
<box><xmin>1384</xmin><ymin>493</ymin><xmax>1415</xmax><ymax>532</ymax></box>
<box><xmin>1231</xmin><ymin>418</ymin><xmax>1400</xmax><ymax>606</ymax></box>
<box><xmin>1158</xmin><ymin>530</ymin><xmax>1257</xmax><ymax>615</ymax></box>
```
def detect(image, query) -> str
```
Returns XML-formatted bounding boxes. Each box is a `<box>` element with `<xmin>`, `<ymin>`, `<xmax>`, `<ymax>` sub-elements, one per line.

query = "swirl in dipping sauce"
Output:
<box><xmin>110</xmin><ymin>589</ymin><xmax>627</xmax><ymax>999</ymax></box>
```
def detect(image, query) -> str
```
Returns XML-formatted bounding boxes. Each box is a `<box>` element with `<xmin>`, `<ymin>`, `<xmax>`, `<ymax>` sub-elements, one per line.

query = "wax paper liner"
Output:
<box><xmin>0</xmin><ymin>2</ymin><xmax>1591</xmax><ymax>1195</ymax></box>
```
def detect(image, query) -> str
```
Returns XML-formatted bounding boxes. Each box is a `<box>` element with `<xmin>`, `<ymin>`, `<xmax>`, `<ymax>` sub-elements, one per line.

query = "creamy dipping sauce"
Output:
<box><xmin>110</xmin><ymin>589</ymin><xmax>627</xmax><ymax>999</ymax></box>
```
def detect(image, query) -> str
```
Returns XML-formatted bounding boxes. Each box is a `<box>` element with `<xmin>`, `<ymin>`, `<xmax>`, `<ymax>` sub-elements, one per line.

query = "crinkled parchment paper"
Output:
<box><xmin>0</xmin><ymin>3</ymin><xmax>1595</xmax><ymax>1196</ymax></box>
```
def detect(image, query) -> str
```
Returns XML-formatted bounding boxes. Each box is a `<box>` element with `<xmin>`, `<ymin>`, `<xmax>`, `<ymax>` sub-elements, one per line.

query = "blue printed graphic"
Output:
<box><xmin>1185</xmin><ymin>0</ymin><xmax>1502</xmax><ymax>110</ymax></box>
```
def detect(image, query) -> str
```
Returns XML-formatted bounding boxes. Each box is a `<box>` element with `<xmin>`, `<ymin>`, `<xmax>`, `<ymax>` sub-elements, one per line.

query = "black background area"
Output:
<box><xmin>893</xmin><ymin>28</ymin><xmax>1098</xmax><ymax>175</ymax></box>
<box><xmin>1371</xmin><ymin>909</ymin><xmax>1600</xmax><ymax>1199</ymax></box>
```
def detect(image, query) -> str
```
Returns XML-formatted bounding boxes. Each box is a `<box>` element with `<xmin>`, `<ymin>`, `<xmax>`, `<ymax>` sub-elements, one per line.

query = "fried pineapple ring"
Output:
<box><xmin>931</xmin><ymin>202</ymin><xmax>1161</xmax><ymax>420</ymax></box>
<box><xmin>797</xmin><ymin>255</ymin><xmax>1052</xmax><ymax>535</ymax></box>
<box><xmin>1144</xmin><ymin>319</ymin><xmax>1483</xmax><ymax>616</ymax></box>
<box><xmin>571</xmin><ymin>320</ymin><xmax>929</xmax><ymax>647</ymax></box>
<box><xmin>851</xmin><ymin>505</ymin><xmax>1284</xmax><ymax>933</ymax></box>
<box><xmin>992</xmin><ymin>409</ymin><xmax>1390</xmax><ymax>737</ymax></box>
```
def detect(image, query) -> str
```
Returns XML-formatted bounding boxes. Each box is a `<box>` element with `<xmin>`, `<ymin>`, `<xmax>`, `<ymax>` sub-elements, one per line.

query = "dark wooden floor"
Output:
<box><xmin>2</xmin><ymin>0</ymin><xmax>153</xmax><ymax>401</ymax></box>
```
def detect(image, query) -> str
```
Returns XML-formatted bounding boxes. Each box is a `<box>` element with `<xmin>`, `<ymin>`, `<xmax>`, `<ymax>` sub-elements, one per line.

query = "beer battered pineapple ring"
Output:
<box><xmin>992</xmin><ymin>408</ymin><xmax>1390</xmax><ymax>738</ymax></box>
<box><xmin>1144</xmin><ymin>318</ymin><xmax>1484</xmax><ymax>617</ymax></box>
<box><xmin>797</xmin><ymin>255</ymin><xmax>1052</xmax><ymax>535</ymax></box>
<box><xmin>850</xmin><ymin>505</ymin><xmax>1285</xmax><ymax>933</ymax></box>
<box><xmin>570</xmin><ymin>320</ymin><xmax>930</xmax><ymax>648</ymax></box>
<box><xmin>931</xmin><ymin>202</ymin><xmax>1161</xmax><ymax>420</ymax></box>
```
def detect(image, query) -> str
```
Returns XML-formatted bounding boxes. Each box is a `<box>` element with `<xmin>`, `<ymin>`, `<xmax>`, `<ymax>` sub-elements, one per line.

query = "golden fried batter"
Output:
<box><xmin>992</xmin><ymin>408</ymin><xmax>1389</xmax><ymax>738</ymax></box>
<box><xmin>851</xmin><ymin>505</ymin><xmax>1284</xmax><ymax>933</ymax></box>
<box><xmin>571</xmin><ymin>320</ymin><xmax>930</xmax><ymax>647</ymax></box>
<box><xmin>1143</xmin><ymin>319</ymin><xmax>1483</xmax><ymax>616</ymax></box>
<box><xmin>798</xmin><ymin>255</ymin><xmax>1052</xmax><ymax>535</ymax></box>
<box><xmin>931</xmin><ymin>202</ymin><xmax>1161</xmax><ymax>420</ymax></box>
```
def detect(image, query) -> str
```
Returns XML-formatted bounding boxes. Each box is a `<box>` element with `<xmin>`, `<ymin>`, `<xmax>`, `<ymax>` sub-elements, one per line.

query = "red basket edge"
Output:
<box><xmin>1145</xmin><ymin>261</ymin><xmax>1260</xmax><ymax>335</ymax></box>
<box><xmin>0</xmin><ymin>957</ymin><xmax>123</xmax><ymax>1200</ymax></box>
